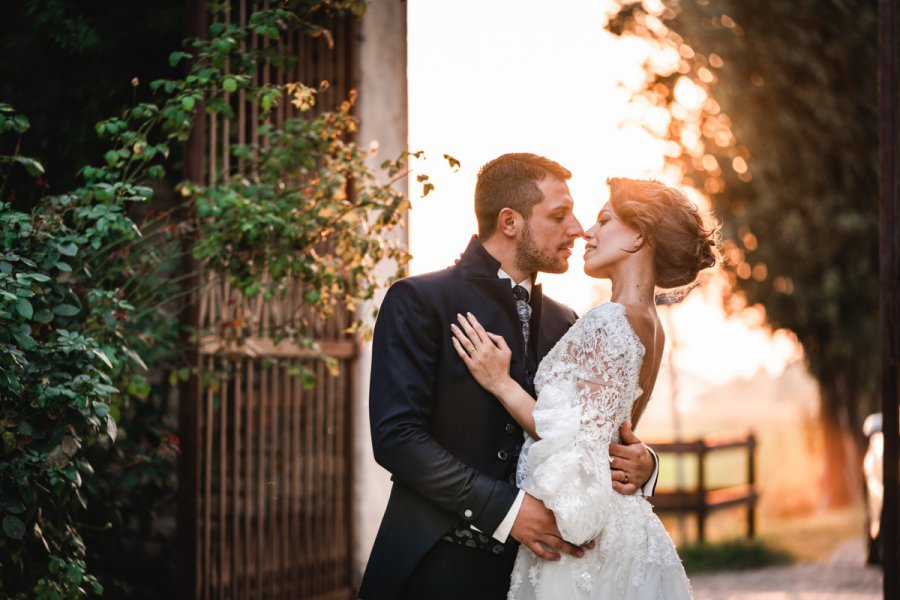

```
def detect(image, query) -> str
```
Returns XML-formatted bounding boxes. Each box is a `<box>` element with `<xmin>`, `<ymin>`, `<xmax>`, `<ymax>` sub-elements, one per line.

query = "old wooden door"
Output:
<box><xmin>179</xmin><ymin>2</ymin><xmax>358</xmax><ymax>598</ymax></box>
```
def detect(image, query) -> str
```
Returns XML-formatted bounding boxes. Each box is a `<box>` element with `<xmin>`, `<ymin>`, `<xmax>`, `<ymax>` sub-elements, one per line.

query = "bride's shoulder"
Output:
<box><xmin>572</xmin><ymin>302</ymin><xmax>630</xmax><ymax>335</ymax></box>
<box><xmin>581</xmin><ymin>301</ymin><xmax>627</xmax><ymax>323</ymax></box>
<box><xmin>616</xmin><ymin>302</ymin><xmax>663</xmax><ymax>351</ymax></box>
<box><xmin>580</xmin><ymin>302</ymin><xmax>652</xmax><ymax>344</ymax></box>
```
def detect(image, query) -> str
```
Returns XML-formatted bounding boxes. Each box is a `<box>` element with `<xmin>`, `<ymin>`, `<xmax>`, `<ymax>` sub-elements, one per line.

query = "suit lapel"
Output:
<box><xmin>465</xmin><ymin>274</ymin><xmax>527</xmax><ymax>365</ymax></box>
<box><xmin>529</xmin><ymin>282</ymin><xmax>545</xmax><ymax>359</ymax></box>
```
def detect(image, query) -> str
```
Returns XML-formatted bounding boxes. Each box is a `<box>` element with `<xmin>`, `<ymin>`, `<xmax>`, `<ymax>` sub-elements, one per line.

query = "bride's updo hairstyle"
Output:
<box><xmin>608</xmin><ymin>177</ymin><xmax>719</xmax><ymax>290</ymax></box>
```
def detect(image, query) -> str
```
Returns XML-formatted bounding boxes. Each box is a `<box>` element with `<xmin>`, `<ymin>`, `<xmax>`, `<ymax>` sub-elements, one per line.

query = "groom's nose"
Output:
<box><xmin>566</xmin><ymin>216</ymin><xmax>584</xmax><ymax>238</ymax></box>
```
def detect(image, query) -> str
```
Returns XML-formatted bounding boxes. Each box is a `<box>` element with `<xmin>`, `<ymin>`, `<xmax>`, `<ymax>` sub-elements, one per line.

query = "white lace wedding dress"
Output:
<box><xmin>509</xmin><ymin>302</ymin><xmax>692</xmax><ymax>600</ymax></box>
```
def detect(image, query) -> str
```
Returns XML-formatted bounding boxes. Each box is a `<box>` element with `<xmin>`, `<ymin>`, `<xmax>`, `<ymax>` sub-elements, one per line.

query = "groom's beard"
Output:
<box><xmin>515</xmin><ymin>222</ymin><xmax>569</xmax><ymax>275</ymax></box>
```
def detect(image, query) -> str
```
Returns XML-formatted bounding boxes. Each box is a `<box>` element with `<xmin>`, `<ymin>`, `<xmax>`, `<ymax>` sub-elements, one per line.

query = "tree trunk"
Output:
<box><xmin>818</xmin><ymin>378</ymin><xmax>864</xmax><ymax>508</ymax></box>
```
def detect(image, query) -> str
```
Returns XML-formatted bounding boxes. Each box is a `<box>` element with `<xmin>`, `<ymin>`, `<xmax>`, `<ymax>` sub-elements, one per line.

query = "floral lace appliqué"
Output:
<box><xmin>506</xmin><ymin>303</ymin><xmax>693</xmax><ymax>600</ymax></box>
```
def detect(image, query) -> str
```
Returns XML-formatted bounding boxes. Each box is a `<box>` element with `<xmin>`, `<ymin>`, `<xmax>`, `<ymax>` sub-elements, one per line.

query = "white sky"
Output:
<box><xmin>405</xmin><ymin>0</ymin><xmax>801</xmax><ymax>398</ymax></box>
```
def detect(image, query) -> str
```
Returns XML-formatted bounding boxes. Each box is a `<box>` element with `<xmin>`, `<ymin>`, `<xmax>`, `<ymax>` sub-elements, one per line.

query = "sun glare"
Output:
<box><xmin>405</xmin><ymin>0</ymin><xmax>801</xmax><ymax>403</ymax></box>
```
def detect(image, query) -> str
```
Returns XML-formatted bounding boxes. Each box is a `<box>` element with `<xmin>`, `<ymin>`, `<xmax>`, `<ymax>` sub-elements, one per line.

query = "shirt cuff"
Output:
<box><xmin>641</xmin><ymin>446</ymin><xmax>660</xmax><ymax>497</ymax></box>
<box><xmin>492</xmin><ymin>489</ymin><xmax>525</xmax><ymax>542</ymax></box>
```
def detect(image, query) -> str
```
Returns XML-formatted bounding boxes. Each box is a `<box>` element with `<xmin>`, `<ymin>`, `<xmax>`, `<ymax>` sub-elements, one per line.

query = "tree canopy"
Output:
<box><xmin>608</xmin><ymin>0</ymin><xmax>879</xmax><ymax>504</ymax></box>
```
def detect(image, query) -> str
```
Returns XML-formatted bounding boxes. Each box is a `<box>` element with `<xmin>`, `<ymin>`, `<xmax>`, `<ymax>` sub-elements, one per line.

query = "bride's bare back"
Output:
<box><xmin>621</xmin><ymin>303</ymin><xmax>665</xmax><ymax>428</ymax></box>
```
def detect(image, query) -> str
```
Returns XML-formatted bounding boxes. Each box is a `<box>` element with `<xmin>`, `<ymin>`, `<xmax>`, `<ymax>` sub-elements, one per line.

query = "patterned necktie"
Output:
<box><xmin>512</xmin><ymin>285</ymin><xmax>531</xmax><ymax>352</ymax></box>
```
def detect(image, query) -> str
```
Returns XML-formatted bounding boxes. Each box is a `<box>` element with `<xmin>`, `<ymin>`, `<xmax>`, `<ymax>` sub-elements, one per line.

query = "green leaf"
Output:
<box><xmin>92</xmin><ymin>349</ymin><xmax>113</xmax><ymax>369</ymax></box>
<box><xmin>127</xmin><ymin>375</ymin><xmax>150</xmax><ymax>399</ymax></box>
<box><xmin>124</xmin><ymin>347</ymin><xmax>148</xmax><ymax>370</ymax></box>
<box><xmin>12</xmin><ymin>156</ymin><xmax>45</xmax><ymax>177</ymax></box>
<box><xmin>181</xmin><ymin>96</ymin><xmax>196</xmax><ymax>111</ymax></box>
<box><xmin>1</xmin><ymin>498</ymin><xmax>25</xmax><ymax>514</ymax></box>
<box><xmin>55</xmin><ymin>261</ymin><xmax>72</xmax><ymax>272</ymax></box>
<box><xmin>56</xmin><ymin>242</ymin><xmax>78</xmax><ymax>257</ymax></box>
<box><xmin>223</xmin><ymin>76</ymin><xmax>238</xmax><ymax>93</ymax></box>
<box><xmin>133</xmin><ymin>186</ymin><xmax>153</xmax><ymax>199</ymax></box>
<box><xmin>2</xmin><ymin>515</ymin><xmax>25</xmax><ymax>540</ymax></box>
<box><xmin>4</xmin><ymin>372</ymin><xmax>21</xmax><ymax>394</ymax></box>
<box><xmin>65</xmin><ymin>562</ymin><xmax>83</xmax><ymax>585</ymax></box>
<box><xmin>15</xmin><ymin>298</ymin><xmax>33</xmax><ymax>320</ymax></box>
<box><xmin>105</xmin><ymin>416</ymin><xmax>117</xmax><ymax>442</ymax></box>
<box><xmin>93</xmin><ymin>402</ymin><xmax>110</xmax><ymax>418</ymax></box>
<box><xmin>169</xmin><ymin>51</ymin><xmax>191</xmax><ymax>67</ymax></box>
<box><xmin>2</xmin><ymin>431</ymin><xmax>15</xmax><ymax>454</ymax></box>
<box><xmin>12</xmin><ymin>331</ymin><xmax>36</xmax><ymax>350</ymax></box>
<box><xmin>53</xmin><ymin>304</ymin><xmax>80</xmax><ymax>317</ymax></box>
<box><xmin>8</xmin><ymin>115</ymin><xmax>29</xmax><ymax>134</ymax></box>
<box><xmin>33</xmin><ymin>309</ymin><xmax>53</xmax><ymax>324</ymax></box>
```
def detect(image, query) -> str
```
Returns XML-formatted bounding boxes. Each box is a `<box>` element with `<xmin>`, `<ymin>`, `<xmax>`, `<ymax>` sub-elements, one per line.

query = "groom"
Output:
<box><xmin>358</xmin><ymin>153</ymin><xmax>658</xmax><ymax>600</ymax></box>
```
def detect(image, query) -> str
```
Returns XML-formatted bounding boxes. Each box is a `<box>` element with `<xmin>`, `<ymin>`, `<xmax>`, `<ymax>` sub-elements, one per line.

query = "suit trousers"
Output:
<box><xmin>398</xmin><ymin>539</ymin><xmax>517</xmax><ymax>600</ymax></box>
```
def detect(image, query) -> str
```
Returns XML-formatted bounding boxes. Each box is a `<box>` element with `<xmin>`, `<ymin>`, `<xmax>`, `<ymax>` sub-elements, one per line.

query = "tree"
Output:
<box><xmin>607</xmin><ymin>0</ymin><xmax>879</xmax><ymax>506</ymax></box>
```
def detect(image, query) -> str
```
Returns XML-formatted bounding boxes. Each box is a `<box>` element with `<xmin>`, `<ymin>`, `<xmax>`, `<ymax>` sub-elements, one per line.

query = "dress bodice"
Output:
<box><xmin>517</xmin><ymin>302</ymin><xmax>645</xmax><ymax>530</ymax></box>
<box><xmin>508</xmin><ymin>303</ymin><xmax>692</xmax><ymax>599</ymax></box>
<box><xmin>534</xmin><ymin>301</ymin><xmax>645</xmax><ymax>445</ymax></box>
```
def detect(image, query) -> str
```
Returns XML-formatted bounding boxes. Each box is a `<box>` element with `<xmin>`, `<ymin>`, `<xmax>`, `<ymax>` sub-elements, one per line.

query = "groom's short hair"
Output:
<box><xmin>474</xmin><ymin>153</ymin><xmax>572</xmax><ymax>239</ymax></box>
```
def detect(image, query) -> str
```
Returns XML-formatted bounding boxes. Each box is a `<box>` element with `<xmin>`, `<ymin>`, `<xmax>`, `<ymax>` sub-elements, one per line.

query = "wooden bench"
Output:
<box><xmin>646</xmin><ymin>433</ymin><xmax>758</xmax><ymax>542</ymax></box>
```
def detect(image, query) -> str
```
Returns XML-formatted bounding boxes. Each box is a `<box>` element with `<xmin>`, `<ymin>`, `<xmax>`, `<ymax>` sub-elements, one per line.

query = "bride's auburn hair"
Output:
<box><xmin>608</xmin><ymin>177</ymin><xmax>720</xmax><ymax>290</ymax></box>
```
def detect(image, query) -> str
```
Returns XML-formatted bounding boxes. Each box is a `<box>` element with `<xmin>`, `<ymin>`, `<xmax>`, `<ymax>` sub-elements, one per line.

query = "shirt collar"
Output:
<box><xmin>497</xmin><ymin>268</ymin><xmax>534</xmax><ymax>295</ymax></box>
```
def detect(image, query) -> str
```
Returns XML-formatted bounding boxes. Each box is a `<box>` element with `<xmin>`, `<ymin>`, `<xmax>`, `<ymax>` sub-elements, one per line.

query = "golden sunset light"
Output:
<box><xmin>2</xmin><ymin>1</ymin><xmax>889</xmax><ymax>596</ymax></box>
<box><xmin>406</xmin><ymin>0</ymin><xmax>800</xmax><ymax>409</ymax></box>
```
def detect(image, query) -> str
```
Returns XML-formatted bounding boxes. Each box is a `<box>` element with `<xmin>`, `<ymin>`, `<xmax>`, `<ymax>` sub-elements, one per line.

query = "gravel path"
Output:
<box><xmin>690</xmin><ymin>539</ymin><xmax>883</xmax><ymax>600</ymax></box>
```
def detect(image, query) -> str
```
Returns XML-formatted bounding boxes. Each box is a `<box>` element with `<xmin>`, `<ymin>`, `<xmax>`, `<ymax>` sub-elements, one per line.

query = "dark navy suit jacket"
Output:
<box><xmin>358</xmin><ymin>237</ymin><xmax>578</xmax><ymax>599</ymax></box>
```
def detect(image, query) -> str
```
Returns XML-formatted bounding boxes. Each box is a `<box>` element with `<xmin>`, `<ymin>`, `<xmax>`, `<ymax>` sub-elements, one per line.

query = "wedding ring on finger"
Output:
<box><xmin>623</xmin><ymin>472</ymin><xmax>629</xmax><ymax>484</ymax></box>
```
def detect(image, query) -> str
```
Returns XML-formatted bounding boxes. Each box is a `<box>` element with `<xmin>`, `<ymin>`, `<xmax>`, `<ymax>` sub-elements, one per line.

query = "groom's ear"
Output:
<box><xmin>497</xmin><ymin>207</ymin><xmax>522</xmax><ymax>239</ymax></box>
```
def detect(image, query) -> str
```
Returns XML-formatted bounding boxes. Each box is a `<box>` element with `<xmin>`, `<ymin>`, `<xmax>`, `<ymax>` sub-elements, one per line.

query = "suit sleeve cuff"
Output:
<box><xmin>491</xmin><ymin>489</ymin><xmax>525</xmax><ymax>543</ymax></box>
<box><xmin>641</xmin><ymin>446</ymin><xmax>660</xmax><ymax>497</ymax></box>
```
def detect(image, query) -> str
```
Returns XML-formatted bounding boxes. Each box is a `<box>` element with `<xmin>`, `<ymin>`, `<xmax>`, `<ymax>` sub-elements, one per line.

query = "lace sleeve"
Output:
<box><xmin>519</xmin><ymin>305</ymin><xmax>637</xmax><ymax>545</ymax></box>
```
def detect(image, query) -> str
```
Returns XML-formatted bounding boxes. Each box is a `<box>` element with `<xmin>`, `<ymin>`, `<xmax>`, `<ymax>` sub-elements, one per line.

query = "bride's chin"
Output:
<box><xmin>583</xmin><ymin>260</ymin><xmax>610</xmax><ymax>280</ymax></box>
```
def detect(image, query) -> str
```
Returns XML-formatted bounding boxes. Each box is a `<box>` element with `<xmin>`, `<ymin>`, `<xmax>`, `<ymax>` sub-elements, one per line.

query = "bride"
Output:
<box><xmin>450</xmin><ymin>177</ymin><xmax>718</xmax><ymax>599</ymax></box>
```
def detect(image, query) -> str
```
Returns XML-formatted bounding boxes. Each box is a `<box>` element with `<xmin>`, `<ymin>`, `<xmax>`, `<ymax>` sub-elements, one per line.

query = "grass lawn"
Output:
<box><xmin>679</xmin><ymin>539</ymin><xmax>792</xmax><ymax>573</ymax></box>
<box><xmin>757</xmin><ymin>505</ymin><xmax>867</xmax><ymax>563</ymax></box>
<box><xmin>662</xmin><ymin>506</ymin><xmax>866</xmax><ymax>573</ymax></box>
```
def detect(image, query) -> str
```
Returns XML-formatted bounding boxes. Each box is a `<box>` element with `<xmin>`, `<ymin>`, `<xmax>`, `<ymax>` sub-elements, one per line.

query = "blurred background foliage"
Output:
<box><xmin>608</xmin><ymin>0</ymin><xmax>879</xmax><ymax>506</ymax></box>
<box><xmin>0</xmin><ymin>0</ymin><xmax>188</xmax><ymax>199</ymax></box>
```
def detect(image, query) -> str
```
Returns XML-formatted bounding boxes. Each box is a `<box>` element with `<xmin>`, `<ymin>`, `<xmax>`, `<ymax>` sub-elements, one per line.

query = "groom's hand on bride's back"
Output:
<box><xmin>510</xmin><ymin>494</ymin><xmax>590</xmax><ymax>561</ymax></box>
<box><xmin>609</xmin><ymin>421</ymin><xmax>655</xmax><ymax>495</ymax></box>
